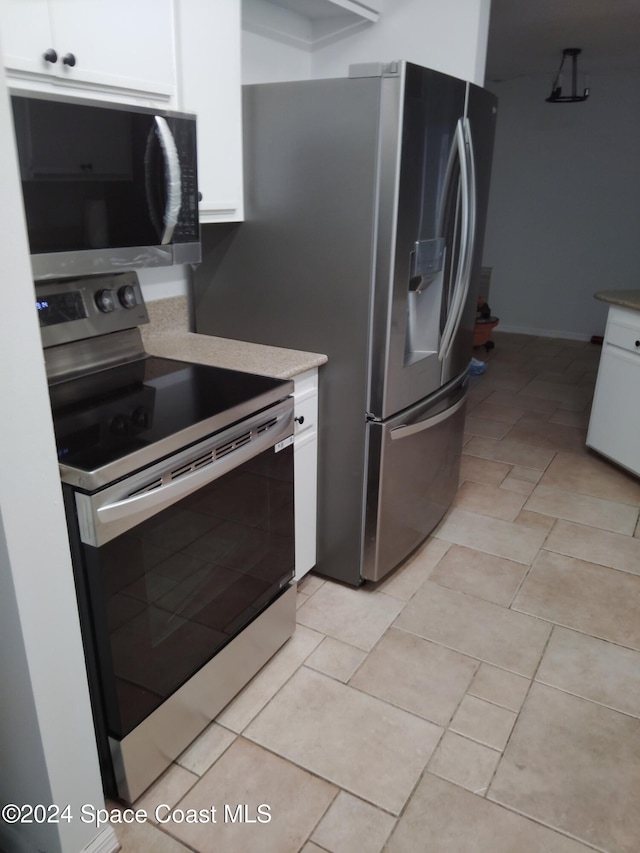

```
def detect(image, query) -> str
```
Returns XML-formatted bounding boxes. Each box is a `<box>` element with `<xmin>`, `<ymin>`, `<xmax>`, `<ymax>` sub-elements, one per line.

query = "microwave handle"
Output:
<box><xmin>151</xmin><ymin>116</ymin><xmax>182</xmax><ymax>245</ymax></box>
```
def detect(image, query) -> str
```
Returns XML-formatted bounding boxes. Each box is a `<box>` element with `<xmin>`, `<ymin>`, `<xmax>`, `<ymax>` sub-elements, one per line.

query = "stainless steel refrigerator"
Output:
<box><xmin>193</xmin><ymin>61</ymin><xmax>497</xmax><ymax>586</ymax></box>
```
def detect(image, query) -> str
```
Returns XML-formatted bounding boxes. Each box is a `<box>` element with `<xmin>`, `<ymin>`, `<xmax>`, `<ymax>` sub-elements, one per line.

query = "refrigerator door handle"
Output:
<box><xmin>390</xmin><ymin>388</ymin><xmax>467</xmax><ymax>440</ymax></box>
<box><xmin>438</xmin><ymin>117</ymin><xmax>477</xmax><ymax>363</ymax></box>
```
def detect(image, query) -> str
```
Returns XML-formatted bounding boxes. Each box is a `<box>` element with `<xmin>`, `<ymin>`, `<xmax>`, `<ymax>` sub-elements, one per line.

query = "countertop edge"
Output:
<box><xmin>143</xmin><ymin>331</ymin><xmax>327</xmax><ymax>380</ymax></box>
<box><xmin>594</xmin><ymin>290</ymin><xmax>640</xmax><ymax>312</ymax></box>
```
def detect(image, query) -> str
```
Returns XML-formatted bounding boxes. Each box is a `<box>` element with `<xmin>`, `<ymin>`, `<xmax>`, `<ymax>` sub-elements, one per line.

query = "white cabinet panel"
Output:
<box><xmin>0</xmin><ymin>0</ymin><xmax>175</xmax><ymax>102</ymax></box>
<box><xmin>293</xmin><ymin>368</ymin><xmax>318</xmax><ymax>580</ymax></box>
<box><xmin>175</xmin><ymin>0</ymin><xmax>243</xmax><ymax>221</ymax></box>
<box><xmin>587</xmin><ymin>306</ymin><xmax>640</xmax><ymax>478</ymax></box>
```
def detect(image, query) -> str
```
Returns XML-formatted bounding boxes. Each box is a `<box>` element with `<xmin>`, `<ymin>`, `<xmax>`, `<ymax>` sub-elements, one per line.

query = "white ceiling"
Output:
<box><xmin>485</xmin><ymin>0</ymin><xmax>640</xmax><ymax>82</ymax></box>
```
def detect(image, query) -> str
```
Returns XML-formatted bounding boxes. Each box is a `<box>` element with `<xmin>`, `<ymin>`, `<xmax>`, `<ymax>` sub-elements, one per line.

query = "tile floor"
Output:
<box><xmin>109</xmin><ymin>332</ymin><xmax>640</xmax><ymax>853</ymax></box>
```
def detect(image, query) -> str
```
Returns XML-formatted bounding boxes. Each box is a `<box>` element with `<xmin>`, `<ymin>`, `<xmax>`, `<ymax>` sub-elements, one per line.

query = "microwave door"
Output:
<box><xmin>145</xmin><ymin>117</ymin><xmax>182</xmax><ymax>245</ymax></box>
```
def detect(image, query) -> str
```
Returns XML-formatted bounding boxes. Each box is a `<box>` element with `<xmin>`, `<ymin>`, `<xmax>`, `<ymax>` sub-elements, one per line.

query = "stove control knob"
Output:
<box><xmin>118</xmin><ymin>285</ymin><xmax>137</xmax><ymax>309</ymax></box>
<box><xmin>131</xmin><ymin>407</ymin><xmax>150</xmax><ymax>429</ymax></box>
<box><xmin>95</xmin><ymin>289</ymin><xmax>116</xmax><ymax>313</ymax></box>
<box><xmin>110</xmin><ymin>414</ymin><xmax>128</xmax><ymax>435</ymax></box>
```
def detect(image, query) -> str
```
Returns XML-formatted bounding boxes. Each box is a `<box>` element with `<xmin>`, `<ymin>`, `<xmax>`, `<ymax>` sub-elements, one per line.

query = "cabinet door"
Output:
<box><xmin>587</xmin><ymin>344</ymin><xmax>640</xmax><ymax>477</ymax></box>
<box><xmin>0</xmin><ymin>0</ymin><xmax>56</xmax><ymax>79</ymax></box>
<box><xmin>0</xmin><ymin>0</ymin><xmax>175</xmax><ymax>102</ymax></box>
<box><xmin>50</xmin><ymin>0</ymin><xmax>175</xmax><ymax>99</ymax></box>
<box><xmin>175</xmin><ymin>0</ymin><xmax>243</xmax><ymax>221</ymax></box>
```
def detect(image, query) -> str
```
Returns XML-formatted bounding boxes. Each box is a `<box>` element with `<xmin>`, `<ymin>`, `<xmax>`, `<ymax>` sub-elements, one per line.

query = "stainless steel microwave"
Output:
<box><xmin>11</xmin><ymin>94</ymin><xmax>201</xmax><ymax>280</ymax></box>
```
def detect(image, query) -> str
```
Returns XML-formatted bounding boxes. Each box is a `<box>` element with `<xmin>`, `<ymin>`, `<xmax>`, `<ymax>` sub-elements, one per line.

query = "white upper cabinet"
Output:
<box><xmin>174</xmin><ymin>0</ymin><xmax>243</xmax><ymax>222</ymax></box>
<box><xmin>243</xmin><ymin>0</ymin><xmax>380</xmax><ymax>49</ymax></box>
<box><xmin>0</xmin><ymin>0</ymin><xmax>176</xmax><ymax>103</ymax></box>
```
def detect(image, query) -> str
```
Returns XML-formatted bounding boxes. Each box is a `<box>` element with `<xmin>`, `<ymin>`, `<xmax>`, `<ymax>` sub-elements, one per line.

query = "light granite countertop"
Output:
<box><xmin>141</xmin><ymin>296</ymin><xmax>327</xmax><ymax>380</ymax></box>
<box><xmin>594</xmin><ymin>290</ymin><xmax>640</xmax><ymax>312</ymax></box>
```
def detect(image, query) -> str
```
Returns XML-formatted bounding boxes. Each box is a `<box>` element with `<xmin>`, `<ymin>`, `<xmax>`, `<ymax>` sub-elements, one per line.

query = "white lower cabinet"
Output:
<box><xmin>293</xmin><ymin>368</ymin><xmax>318</xmax><ymax>580</ymax></box>
<box><xmin>587</xmin><ymin>305</ymin><xmax>640</xmax><ymax>477</ymax></box>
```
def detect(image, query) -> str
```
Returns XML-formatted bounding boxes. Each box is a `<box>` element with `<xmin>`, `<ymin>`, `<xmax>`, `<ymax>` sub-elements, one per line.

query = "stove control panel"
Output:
<box><xmin>36</xmin><ymin>272</ymin><xmax>149</xmax><ymax>349</ymax></box>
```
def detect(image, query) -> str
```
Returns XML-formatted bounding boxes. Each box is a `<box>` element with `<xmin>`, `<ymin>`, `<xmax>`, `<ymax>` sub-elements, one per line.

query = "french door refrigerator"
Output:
<box><xmin>194</xmin><ymin>61</ymin><xmax>497</xmax><ymax>586</ymax></box>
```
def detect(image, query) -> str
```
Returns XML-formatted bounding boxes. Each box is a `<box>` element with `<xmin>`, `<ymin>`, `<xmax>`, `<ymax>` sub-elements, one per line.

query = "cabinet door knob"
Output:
<box><xmin>635</xmin><ymin>340</ymin><xmax>640</xmax><ymax>348</ymax></box>
<box><xmin>295</xmin><ymin>415</ymin><xmax>305</xmax><ymax>425</ymax></box>
<box><xmin>43</xmin><ymin>48</ymin><xmax>58</xmax><ymax>63</ymax></box>
<box><xmin>62</xmin><ymin>52</ymin><xmax>76</xmax><ymax>67</ymax></box>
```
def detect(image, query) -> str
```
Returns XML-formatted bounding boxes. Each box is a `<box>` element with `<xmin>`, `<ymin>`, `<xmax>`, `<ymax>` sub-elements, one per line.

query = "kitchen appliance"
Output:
<box><xmin>38</xmin><ymin>272</ymin><xmax>296</xmax><ymax>802</ymax></box>
<box><xmin>194</xmin><ymin>60</ymin><xmax>497</xmax><ymax>586</ymax></box>
<box><xmin>12</xmin><ymin>93</ymin><xmax>200</xmax><ymax>281</ymax></box>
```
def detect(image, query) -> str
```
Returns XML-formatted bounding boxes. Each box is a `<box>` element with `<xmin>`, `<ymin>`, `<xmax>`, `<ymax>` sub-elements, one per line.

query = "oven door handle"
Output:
<box><xmin>76</xmin><ymin>403</ymin><xmax>294</xmax><ymax>547</ymax></box>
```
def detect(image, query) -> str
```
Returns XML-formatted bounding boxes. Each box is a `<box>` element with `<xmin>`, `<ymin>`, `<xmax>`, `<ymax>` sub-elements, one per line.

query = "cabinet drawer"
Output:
<box><xmin>294</xmin><ymin>394</ymin><xmax>317</xmax><ymax>436</ymax></box>
<box><xmin>606</xmin><ymin>322</ymin><xmax>640</xmax><ymax>356</ymax></box>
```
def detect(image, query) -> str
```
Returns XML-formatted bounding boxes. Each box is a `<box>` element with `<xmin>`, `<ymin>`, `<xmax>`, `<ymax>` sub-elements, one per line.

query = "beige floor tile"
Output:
<box><xmin>540</xmin><ymin>451</ymin><xmax>640</xmax><ymax>505</ymax></box>
<box><xmin>175</xmin><ymin>723</ymin><xmax>236</xmax><ymax>777</ymax></box>
<box><xmin>109</xmin><ymin>811</ymin><xmax>194</xmax><ymax>853</ymax></box>
<box><xmin>349</xmin><ymin>627</ymin><xmax>477</xmax><ymax>725</ymax></box>
<box><xmin>510</xmin><ymin>465</ymin><xmax>543</xmax><ymax>483</ymax></box>
<box><xmin>506</xmin><ymin>419</ymin><xmax>588</xmax><ymax>454</ymax></box>
<box><xmin>394</xmin><ymin>582</ymin><xmax>551</xmax><ymax>676</ymax></box>
<box><xmin>245</xmin><ymin>668</ymin><xmax>441</xmax><ymax>815</ymax></box>
<box><xmin>483</xmin><ymin>390</ymin><xmax>560</xmax><ymax>415</ymax></box>
<box><xmin>304</xmin><ymin>636</ymin><xmax>367</xmax><ymax>683</ymax></box>
<box><xmin>296</xmin><ymin>581</ymin><xmax>405</xmax><ymax>652</ymax></box>
<box><xmin>386</xmin><ymin>773</ymin><xmax>593</xmax><ymax>853</ymax></box>
<box><xmin>310</xmin><ymin>791</ymin><xmax>395</xmax><ymax>853</ymax></box>
<box><xmin>297</xmin><ymin>573</ymin><xmax>326</xmax><ymax>596</ymax></box>
<box><xmin>459</xmin><ymin>453</ymin><xmax>511</xmax><ymax>486</ymax></box>
<box><xmin>296</xmin><ymin>590</ymin><xmax>310</xmax><ymax>608</ymax></box>
<box><xmin>453</xmin><ymin>481</ymin><xmax>527</xmax><ymax>522</ymax></box>
<box><xmin>524</xmin><ymin>483</ymin><xmax>639</xmax><ymax>534</ymax></box>
<box><xmin>468</xmin><ymin>663</ymin><xmax>530</xmax><ymax>712</ymax></box>
<box><xmin>520</xmin><ymin>379</ymin><xmax>592</xmax><ymax>410</ymax></box>
<box><xmin>549</xmin><ymin>409</ymin><xmax>590</xmax><ymax>428</ymax></box>
<box><xmin>512</xmin><ymin>550</ymin><xmax>640</xmax><ymax>650</ymax></box>
<box><xmin>376</xmin><ymin>536</ymin><xmax>450</xmax><ymax>601</ymax></box>
<box><xmin>464</xmin><ymin>415</ymin><xmax>513</xmax><ymax>439</ymax></box>
<box><xmin>489</xmin><ymin>683</ymin><xmax>640</xmax><ymax>853</ymax></box>
<box><xmin>545</xmin><ymin>518</ymin><xmax>640</xmax><ymax>576</ymax></box>
<box><xmin>499</xmin><ymin>474</ymin><xmax>536</xmax><ymax>496</ymax></box>
<box><xmin>434</xmin><ymin>507</ymin><xmax>548</xmax><ymax>564</ymax></box>
<box><xmin>300</xmin><ymin>843</ymin><xmax>325</xmax><ymax>853</ymax></box>
<box><xmin>449</xmin><ymin>694</ymin><xmax>516</xmax><ymax>750</ymax></box>
<box><xmin>167</xmin><ymin>738</ymin><xmax>337</xmax><ymax>853</ymax></box>
<box><xmin>428</xmin><ymin>731</ymin><xmax>501</xmax><ymax>795</ymax></box>
<box><xmin>133</xmin><ymin>763</ymin><xmax>198</xmax><ymax>815</ymax></box>
<box><xmin>468</xmin><ymin>401</ymin><xmax>526</xmax><ymax>424</ymax></box>
<box><xmin>428</xmin><ymin>544</ymin><xmax>528</xmax><ymax>607</ymax></box>
<box><xmin>464</xmin><ymin>435</ymin><xmax>556</xmax><ymax>470</ymax></box>
<box><xmin>216</xmin><ymin>624</ymin><xmax>324</xmax><ymax>733</ymax></box>
<box><xmin>514</xmin><ymin>509</ymin><xmax>556</xmax><ymax>531</ymax></box>
<box><xmin>536</xmin><ymin>626</ymin><xmax>640</xmax><ymax>717</ymax></box>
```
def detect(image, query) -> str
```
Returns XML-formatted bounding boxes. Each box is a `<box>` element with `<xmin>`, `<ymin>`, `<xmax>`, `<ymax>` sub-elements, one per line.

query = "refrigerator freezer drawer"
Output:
<box><xmin>362</xmin><ymin>380</ymin><xmax>467</xmax><ymax>582</ymax></box>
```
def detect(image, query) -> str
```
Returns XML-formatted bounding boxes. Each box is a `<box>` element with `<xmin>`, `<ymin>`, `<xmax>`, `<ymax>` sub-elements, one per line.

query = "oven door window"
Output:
<box><xmin>82</xmin><ymin>443</ymin><xmax>294</xmax><ymax>738</ymax></box>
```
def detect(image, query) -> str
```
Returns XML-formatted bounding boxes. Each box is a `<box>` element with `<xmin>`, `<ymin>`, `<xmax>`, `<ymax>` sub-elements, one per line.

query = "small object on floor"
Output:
<box><xmin>590</xmin><ymin>335</ymin><xmax>603</xmax><ymax>346</ymax></box>
<box><xmin>470</xmin><ymin>357</ymin><xmax>487</xmax><ymax>375</ymax></box>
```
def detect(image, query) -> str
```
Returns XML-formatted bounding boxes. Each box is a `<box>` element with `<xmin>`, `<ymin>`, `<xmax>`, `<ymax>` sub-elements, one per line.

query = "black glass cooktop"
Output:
<box><xmin>50</xmin><ymin>356</ymin><xmax>292</xmax><ymax>490</ymax></box>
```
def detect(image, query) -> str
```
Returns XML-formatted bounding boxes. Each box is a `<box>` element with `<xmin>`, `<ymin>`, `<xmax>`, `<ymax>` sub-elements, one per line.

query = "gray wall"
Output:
<box><xmin>483</xmin><ymin>70</ymin><xmax>640</xmax><ymax>340</ymax></box>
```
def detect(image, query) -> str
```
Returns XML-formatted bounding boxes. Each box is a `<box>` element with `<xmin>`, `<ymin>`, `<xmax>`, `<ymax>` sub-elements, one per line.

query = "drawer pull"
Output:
<box><xmin>635</xmin><ymin>341</ymin><xmax>640</xmax><ymax>348</ymax></box>
<box><xmin>295</xmin><ymin>415</ymin><xmax>305</xmax><ymax>425</ymax></box>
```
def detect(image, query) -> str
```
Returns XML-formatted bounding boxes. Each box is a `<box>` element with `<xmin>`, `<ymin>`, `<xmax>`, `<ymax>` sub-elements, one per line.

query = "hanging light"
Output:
<box><xmin>546</xmin><ymin>48</ymin><xmax>590</xmax><ymax>103</ymax></box>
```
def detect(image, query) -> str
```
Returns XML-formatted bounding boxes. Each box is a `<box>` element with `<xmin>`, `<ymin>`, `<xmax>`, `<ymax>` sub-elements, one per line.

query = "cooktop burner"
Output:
<box><xmin>50</xmin><ymin>355</ymin><xmax>292</xmax><ymax>490</ymax></box>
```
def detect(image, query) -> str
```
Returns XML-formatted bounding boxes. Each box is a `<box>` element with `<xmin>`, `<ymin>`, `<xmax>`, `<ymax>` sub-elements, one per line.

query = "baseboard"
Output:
<box><xmin>495</xmin><ymin>323</ymin><xmax>592</xmax><ymax>342</ymax></box>
<box><xmin>82</xmin><ymin>826</ymin><xmax>120</xmax><ymax>853</ymax></box>
<box><xmin>0</xmin><ymin>824</ymin><xmax>119</xmax><ymax>853</ymax></box>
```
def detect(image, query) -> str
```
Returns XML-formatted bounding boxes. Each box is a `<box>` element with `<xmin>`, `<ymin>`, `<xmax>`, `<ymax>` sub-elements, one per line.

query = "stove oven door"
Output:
<box><xmin>67</xmin><ymin>398</ymin><xmax>295</xmax><ymax>802</ymax></box>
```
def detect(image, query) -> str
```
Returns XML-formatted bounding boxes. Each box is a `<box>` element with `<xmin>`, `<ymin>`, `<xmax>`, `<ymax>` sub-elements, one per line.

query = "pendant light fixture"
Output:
<box><xmin>546</xmin><ymin>48</ymin><xmax>590</xmax><ymax>103</ymax></box>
